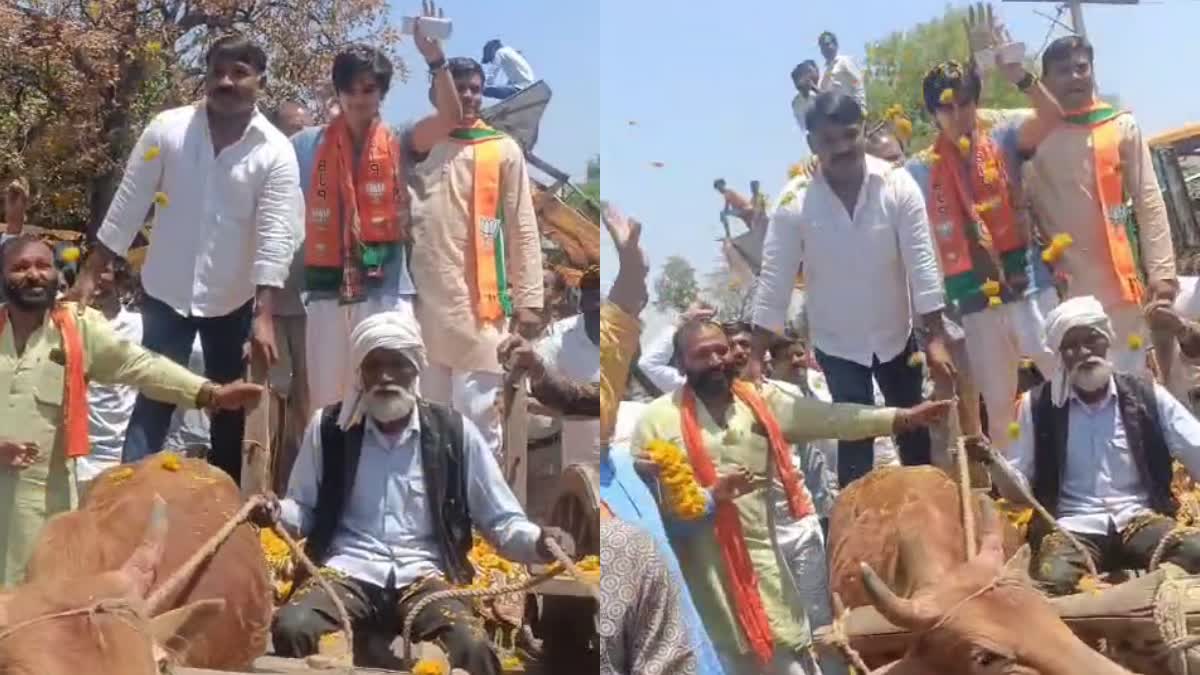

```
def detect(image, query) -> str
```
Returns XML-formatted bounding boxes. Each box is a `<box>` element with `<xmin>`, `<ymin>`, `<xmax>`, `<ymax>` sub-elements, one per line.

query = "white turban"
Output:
<box><xmin>338</xmin><ymin>310</ymin><xmax>427</xmax><ymax>430</ymax></box>
<box><xmin>1043</xmin><ymin>296</ymin><xmax>1115</xmax><ymax>406</ymax></box>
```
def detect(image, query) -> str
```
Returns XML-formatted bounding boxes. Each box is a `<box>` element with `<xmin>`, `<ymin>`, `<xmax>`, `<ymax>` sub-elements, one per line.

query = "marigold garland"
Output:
<box><xmin>160</xmin><ymin>453</ymin><xmax>182</xmax><ymax>471</ymax></box>
<box><xmin>645</xmin><ymin>439</ymin><xmax>707</xmax><ymax>520</ymax></box>
<box><xmin>1041</xmin><ymin>233</ymin><xmax>1074</xmax><ymax>264</ymax></box>
<box><xmin>412</xmin><ymin>660</ymin><xmax>448</xmax><ymax>675</ymax></box>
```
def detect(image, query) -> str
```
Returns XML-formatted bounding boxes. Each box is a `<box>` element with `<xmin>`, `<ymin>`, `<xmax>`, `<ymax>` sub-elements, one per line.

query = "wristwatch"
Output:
<box><xmin>427</xmin><ymin>58</ymin><xmax>447</xmax><ymax>73</ymax></box>
<box><xmin>1017</xmin><ymin>72</ymin><xmax>1037</xmax><ymax>93</ymax></box>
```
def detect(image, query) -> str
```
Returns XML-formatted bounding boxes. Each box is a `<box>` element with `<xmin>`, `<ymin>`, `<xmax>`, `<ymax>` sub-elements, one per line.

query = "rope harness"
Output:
<box><xmin>0</xmin><ymin>598</ymin><xmax>146</xmax><ymax>644</ymax></box>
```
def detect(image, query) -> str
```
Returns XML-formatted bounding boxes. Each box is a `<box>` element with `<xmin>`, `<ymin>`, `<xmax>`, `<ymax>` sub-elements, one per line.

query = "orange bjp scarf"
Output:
<box><xmin>927</xmin><ymin>128</ymin><xmax>1026</xmax><ymax>301</ymax></box>
<box><xmin>304</xmin><ymin>115</ymin><xmax>408</xmax><ymax>304</ymax></box>
<box><xmin>679</xmin><ymin>380</ymin><xmax>812</xmax><ymax>667</ymax></box>
<box><xmin>449</xmin><ymin>120</ymin><xmax>511</xmax><ymax>323</ymax></box>
<box><xmin>0</xmin><ymin>305</ymin><xmax>89</xmax><ymax>458</ymax></box>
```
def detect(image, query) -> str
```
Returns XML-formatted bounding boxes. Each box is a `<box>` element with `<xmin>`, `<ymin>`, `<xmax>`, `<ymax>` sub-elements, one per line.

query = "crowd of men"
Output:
<box><xmin>0</xmin><ymin>4</ymin><xmax>593</xmax><ymax>673</ymax></box>
<box><xmin>600</xmin><ymin>10</ymin><xmax>1200</xmax><ymax>675</ymax></box>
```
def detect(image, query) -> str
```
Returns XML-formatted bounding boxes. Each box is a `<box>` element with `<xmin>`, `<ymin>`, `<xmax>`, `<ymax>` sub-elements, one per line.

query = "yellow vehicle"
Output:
<box><xmin>1150</xmin><ymin>123</ymin><xmax>1200</xmax><ymax>271</ymax></box>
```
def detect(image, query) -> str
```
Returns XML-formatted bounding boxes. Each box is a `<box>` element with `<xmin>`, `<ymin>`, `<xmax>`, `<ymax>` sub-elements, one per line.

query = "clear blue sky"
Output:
<box><xmin>599</xmin><ymin>0</ymin><xmax>1200</xmax><ymax>288</ymax></box>
<box><xmin>381</xmin><ymin>0</ymin><xmax>599</xmax><ymax>182</ymax></box>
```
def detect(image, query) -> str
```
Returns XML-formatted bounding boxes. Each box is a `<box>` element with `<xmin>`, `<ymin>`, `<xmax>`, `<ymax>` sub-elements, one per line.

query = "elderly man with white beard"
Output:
<box><xmin>258</xmin><ymin>311</ymin><xmax>574</xmax><ymax>673</ymax></box>
<box><xmin>970</xmin><ymin>295</ymin><xmax>1200</xmax><ymax>595</ymax></box>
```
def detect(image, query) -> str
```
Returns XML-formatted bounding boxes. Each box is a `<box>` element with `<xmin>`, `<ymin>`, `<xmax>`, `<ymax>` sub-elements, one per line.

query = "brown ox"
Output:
<box><xmin>829</xmin><ymin>466</ymin><xmax>1134</xmax><ymax>674</ymax></box>
<box><xmin>0</xmin><ymin>455</ymin><xmax>272</xmax><ymax>675</ymax></box>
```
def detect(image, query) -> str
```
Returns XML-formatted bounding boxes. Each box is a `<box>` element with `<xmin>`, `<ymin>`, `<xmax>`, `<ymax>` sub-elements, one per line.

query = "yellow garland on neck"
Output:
<box><xmin>645</xmin><ymin>439</ymin><xmax>707</xmax><ymax>519</ymax></box>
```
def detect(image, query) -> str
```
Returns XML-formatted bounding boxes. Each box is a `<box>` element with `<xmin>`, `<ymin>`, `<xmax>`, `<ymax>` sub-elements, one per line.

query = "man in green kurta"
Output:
<box><xmin>0</xmin><ymin>236</ymin><xmax>263</xmax><ymax>585</ymax></box>
<box><xmin>632</xmin><ymin>320</ymin><xmax>951</xmax><ymax>674</ymax></box>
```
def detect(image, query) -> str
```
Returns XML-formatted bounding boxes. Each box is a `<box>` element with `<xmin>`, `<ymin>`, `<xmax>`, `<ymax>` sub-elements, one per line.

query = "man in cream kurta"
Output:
<box><xmin>409</xmin><ymin>57</ymin><xmax>543</xmax><ymax>457</ymax></box>
<box><xmin>0</xmin><ymin>236</ymin><xmax>262</xmax><ymax>585</ymax></box>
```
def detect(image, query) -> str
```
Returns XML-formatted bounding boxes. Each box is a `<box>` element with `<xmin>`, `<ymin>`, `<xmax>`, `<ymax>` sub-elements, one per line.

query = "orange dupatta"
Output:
<box><xmin>304</xmin><ymin>115</ymin><xmax>408</xmax><ymax>303</ymax></box>
<box><xmin>0</xmin><ymin>305</ymin><xmax>89</xmax><ymax>458</ymax></box>
<box><xmin>927</xmin><ymin>129</ymin><xmax>1026</xmax><ymax>293</ymax></box>
<box><xmin>679</xmin><ymin>380</ymin><xmax>813</xmax><ymax>667</ymax></box>
<box><xmin>450</xmin><ymin>121</ymin><xmax>511</xmax><ymax>323</ymax></box>
<box><xmin>1063</xmin><ymin>103</ymin><xmax>1144</xmax><ymax>304</ymax></box>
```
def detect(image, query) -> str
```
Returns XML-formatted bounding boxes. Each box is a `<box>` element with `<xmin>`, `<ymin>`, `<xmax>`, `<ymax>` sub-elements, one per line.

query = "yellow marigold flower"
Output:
<box><xmin>1042</xmin><ymin>233</ymin><xmax>1074</xmax><ymax>264</ymax></box>
<box><xmin>907</xmin><ymin>351</ymin><xmax>925</xmax><ymax>368</ymax></box>
<box><xmin>1076</xmin><ymin>575</ymin><xmax>1103</xmax><ymax>596</ymax></box>
<box><xmin>60</xmin><ymin>246</ymin><xmax>81</xmax><ymax>264</ymax></box>
<box><xmin>1007</xmin><ymin>422</ymin><xmax>1021</xmax><ymax>440</ymax></box>
<box><xmin>109</xmin><ymin>466</ymin><xmax>135</xmax><ymax>483</ymax></box>
<box><xmin>988</xmin><ymin>296</ymin><xmax>1003</xmax><ymax>308</ymax></box>
<box><xmin>1128</xmin><ymin>334</ymin><xmax>1144</xmax><ymax>350</ymax></box>
<box><xmin>779</xmin><ymin>192</ymin><xmax>796</xmax><ymax>207</ymax></box>
<box><xmin>412</xmin><ymin>658</ymin><xmax>448</xmax><ymax>675</ymax></box>
<box><xmin>577</xmin><ymin>555</ymin><xmax>600</xmax><ymax>573</ymax></box>
<box><xmin>143</xmin><ymin>146</ymin><xmax>161</xmax><ymax>161</ymax></box>
<box><xmin>260</xmin><ymin>527</ymin><xmax>291</xmax><ymax>569</ymax></box>
<box><xmin>153</xmin><ymin>192</ymin><xmax>169</xmax><ymax>208</ymax></box>
<box><xmin>940</xmin><ymin>88</ymin><xmax>955</xmax><ymax>105</ymax></box>
<box><xmin>894</xmin><ymin>117</ymin><xmax>913</xmax><ymax>143</ymax></box>
<box><xmin>788</xmin><ymin>163</ymin><xmax>805</xmax><ymax>179</ymax></box>
<box><xmin>983</xmin><ymin>166</ymin><xmax>1000</xmax><ymax>185</ymax></box>
<box><xmin>144</xmin><ymin>41</ymin><xmax>163</xmax><ymax>56</ymax></box>
<box><xmin>160</xmin><ymin>453</ymin><xmax>182</xmax><ymax>471</ymax></box>
<box><xmin>957</xmin><ymin>136</ymin><xmax>972</xmax><ymax>156</ymax></box>
<box><xmin>501</xmin><ymin>655</ymin><xmax>523</xmax><ymax>670</ymax></box>
<box><xmin>980</xmin><ymin>279</ymin><xmax>1001</xmax><ymax>297</ymax></box>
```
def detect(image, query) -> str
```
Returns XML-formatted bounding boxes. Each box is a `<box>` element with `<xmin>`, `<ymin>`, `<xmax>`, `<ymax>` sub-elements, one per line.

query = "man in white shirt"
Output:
<box><xmin>259</xmin><ymin>311</ymin><xmax>571</xmax><ymax>674</ymax></box>
<box><xmin>536</xmin><ymin>265</ymin><xmax>600</xmax><ymax>467</ymax></box>
<box><xmin>817</xmin><ymin>32</ymin><xmax>867</xmax><ymax>113</ymax></box>
<box><xmin>790</xmin><ymin>60</ymin><xmax>820</xmax><ymax>133</ymax></box>
<box><xmin>481</xmin><ymin>38</ymin><xmax>536</xmax><ymax>100</ymax></box>
<box><xmin>751</xmin><ymin>92</ymin><xmax>954</xmax><ymax>487</ymax></box>
<box><xmin>78</xmin><ymin>256</ymin><xmax>142</xmax><ymax>492</ymax></box>
<box><xmin>72</xmin><ymin>35</ymin><xmax>301</xmax><ymax>483</ymax></box>
<box><xmin>975</xmin><ymin>296</ymin><xmax>1200</xmax><ymax>595</ymax></box>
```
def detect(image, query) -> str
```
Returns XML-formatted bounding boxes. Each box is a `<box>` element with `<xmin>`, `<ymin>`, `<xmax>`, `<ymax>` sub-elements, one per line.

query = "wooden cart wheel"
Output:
<box><xmin>547</xmin><ymin>463</ymin><xmax>600</xmax><ymax>557</ymax></box>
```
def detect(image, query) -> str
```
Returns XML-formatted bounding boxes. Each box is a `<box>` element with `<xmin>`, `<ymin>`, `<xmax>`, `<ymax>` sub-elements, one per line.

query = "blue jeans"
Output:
<box><xmin>122</xmin><ymin>295</ymin><xmax>253</xmax><ymax>482</ymax></box>
<box><xmin>815</xmin><ymin>334</ymin><xmax>930</xmax><ymax>487</ymax></box>
<box><xmin>483</xmin><ymin>84</ymin><xmax>522</xmax><ymax>100</ymax></box>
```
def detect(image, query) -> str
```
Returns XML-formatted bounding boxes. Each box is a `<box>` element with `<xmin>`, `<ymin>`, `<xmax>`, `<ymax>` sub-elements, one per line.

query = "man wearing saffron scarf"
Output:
<box><xmin>410</xmin><ymin>56</ymin><xmax>543</xmax><ymax>458</ymax></box>
<box><xmin>632</xmin><ymin>318</ymin><xmax>952</xmax><ymax>675</ymax></box>
<box><xmin>294</xmin><ymin>3</ymin><xmax>463</xmax><ymax>415</ymax></box>
<box><xmin>903</xmin><ymin>53</ymin><xmax>1061</xmax><ymax>448</ymax></box>
<box><xmin>1023</xmin><ymin>36</ymin><xmax>1176</xmax><ymax>375</ymax></box>
<box><xmin>0</xmin><ymin>236</ymin><xmax>262</xmax><ymax>585</ymax></box>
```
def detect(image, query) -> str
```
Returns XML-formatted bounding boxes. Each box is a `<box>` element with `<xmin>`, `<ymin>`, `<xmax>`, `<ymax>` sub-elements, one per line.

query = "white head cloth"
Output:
<box><xmin>337</xmin><ymin>310</ymin><xmax>427</xmax><ymax>430</ymax></box>
<box><xmin>1043</xmin><ymin>295</ymin><xmax>1115</xmax><ymax>407</ymax></box>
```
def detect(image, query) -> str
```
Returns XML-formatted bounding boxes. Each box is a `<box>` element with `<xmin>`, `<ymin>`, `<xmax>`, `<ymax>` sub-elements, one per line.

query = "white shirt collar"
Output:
<box><xmin>364</xmin><ymin>408</ymin><xmax>422</xmax><ymax>447</ymax></box>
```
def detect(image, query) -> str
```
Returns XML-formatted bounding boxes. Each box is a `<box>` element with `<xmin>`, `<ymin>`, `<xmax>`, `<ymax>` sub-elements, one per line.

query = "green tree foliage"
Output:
<box><xmin>864</xmin><ymin>5</ymin><xmax>1031</xmax><ymax>152</ymax></box>
<box><xmin>565</xmin><ymin>155</ymin><xmax>600</xmax><ymax>222</ymax></box>
<box><xmin>654</xmin><ymin>255</ymin><xmax>699</xmax><ymax>313</ymax></box>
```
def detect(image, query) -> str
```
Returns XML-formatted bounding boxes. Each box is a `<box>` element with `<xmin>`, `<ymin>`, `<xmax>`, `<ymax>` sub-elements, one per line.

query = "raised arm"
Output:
<box><xmin>406</xmin><ymin>1</ymin><xmax>463</xmax><ymax>155</ymax></box>
<box><xmin>600</xmin><ymin>204</ymin><xmax>649</xmax><ymax>442</ymax></box>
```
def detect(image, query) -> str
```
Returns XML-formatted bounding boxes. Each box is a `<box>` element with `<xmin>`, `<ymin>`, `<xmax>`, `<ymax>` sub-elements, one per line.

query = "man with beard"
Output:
<box><xmin>294</xmin><ymin>2</ymin><xmax>461</xmax><ymax>416</ymax></box>
<box><xmin>1023</xmin><ymin>37</ymin><xmax>1176</xmax><ymax>374</ymax></box>
<box><xmin>262</xmin><ymin>310</ymin><xmax>572</xmax><ymax>674</ymax></box>
<box><xmin>409</xmin><ymin>56</ymin><xmax>544</xmax><ymax>460</ymax></box>
<box><xmin>752</xmin><ymin>92</ymin><xmax>954</xmax><ymax>487</ymax></box>
<box><xmin>72</xmin><ymin>35</ymin><xmax>300</xmax><ymax>483</ymax></box>
<box><xmin>632</xmin><ymin>318</ymin><xmax>952</xmax><ymax>674</ymax></box>
<box><xmin>0</xmin><ymin>236</ymin><xmax>263</xmax><ymax>584</ymax></box>
<box><xmin>973</xmin><ymin>296</ymin><xmax>1200</xmax><ymax>596</ymax></box>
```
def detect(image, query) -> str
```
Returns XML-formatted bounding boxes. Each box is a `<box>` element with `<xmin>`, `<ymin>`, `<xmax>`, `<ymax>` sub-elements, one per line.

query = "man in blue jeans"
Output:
<box><xmin>74</xmin><ymin>36</ymin><xmax>301</xmax><ymax>482</ymax></box>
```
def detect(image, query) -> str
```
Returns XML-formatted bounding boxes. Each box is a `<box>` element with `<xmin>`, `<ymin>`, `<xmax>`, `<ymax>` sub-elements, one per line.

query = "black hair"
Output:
<box><xmin>713</xmin><ymin>178</ymin><xmax>726</xmax><ymax>190</ymax></box>
<box><xmin>0</xmin><ymin>234</ymin><xmax>50</xmax><ymax>269</ymax></box>
<box><xmin>819</xmin><ymin>32</ymin><xmax>837</xmax><ymax>48</ymax></box>
<box><xmin>922</xmin><ymin>61</ymin><xmax>982</xmax><ymax>115</ymax></box>
<box><xmin>271</xmin><ymin>100</ymin><xmax>307</xmax><ymax>126</ymax></box>
<box><xmin>804</xmin><ymin>91</ymin><xmax>864</xmax><ymax>133</ymax></box>
<box><xmin>672</xmin><ymin>318</ymin><xmax>723</xmax><ymax>363</ymax></box>
<box><xmin>791</xmin><ymin>60</ymin><xmax>818</xmax><ymax>81</ymax></box>
<box><xmin>448</xmin><ymin>56</ymin><xmax>485</xmax><ymax>82</ymax></box>
<box><xmin>722</xmin><ymin>321</ymin><xmax>753</xmax><ymax>338</ymax></box>
<box><xmin>483</xmin><ymin>39</ymin><xmax>502</xmax><ymax>63</ymax></box>
<box><xmin>332</xmin><ymin>45</ymin><xmax>394</xmax><ymax>95</ymax></box>
<box><xmin>205</xmin><ymin>35</ymin><xmax>268</xmax><ymax>74</ymax></box>
<box><xmin>1042</xmin><ymin>36</ymin><xmax>1094</xmax><ymax>76</ymax></box>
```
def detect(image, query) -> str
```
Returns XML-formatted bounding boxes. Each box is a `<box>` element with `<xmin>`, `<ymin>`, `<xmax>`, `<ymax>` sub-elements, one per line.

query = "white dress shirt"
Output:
<box><xmin>638</xmin><ymin>326</ymin><xmax>685</xmax><ymax>395</ymax></box>
<box><xmin>537</xmin><ymin>314</ymin><xmax>601</xmax><ymax>466</ymax></box>
<box><xmin>490</xmin><ymin>46</ymin><xmax>536</xmax><ymax>89</ymax></box>
<box><xmin>820</xmin><ymin>54</ymin><xmax>867</xmax><ymax>112</ymax></box>
<box><xmin>753</xmin><ymin>156</ymin><xmax>945</xmax><ymax>366</ymax></box>
<box><xmin>1003</xmin><ymin>377</ymin><xmax>1200</xmax><ymax>535</ymax></box>
<box><xmin>98</xmin><ymin>102</ymin><xmax>301</xmax><ymax>318</ymax></box>
<box><xmin>280</xmin><ymin>406</ymin><xmax>543</xmax><ymax>589</ymax></box>
<box><xmin>792</xmin><ymin>92</ymin><xmax>815</xmax><ymax>133</ymax></box>
<box><xmin>78</xmin><ymin>308</ymin><xmax>143</xmax><ymax>483</ymax></box>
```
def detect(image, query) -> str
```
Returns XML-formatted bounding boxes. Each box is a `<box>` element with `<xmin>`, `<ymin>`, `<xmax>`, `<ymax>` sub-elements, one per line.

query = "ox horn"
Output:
<box><xmin>859</xmin><ymin>562</ymin><xmax>937</xmax><ymax>631</ymax></box>
<box><xmin>120</xmin><ymin>495</ymin><xmax>168</xmax><ymax>598</ymax></box>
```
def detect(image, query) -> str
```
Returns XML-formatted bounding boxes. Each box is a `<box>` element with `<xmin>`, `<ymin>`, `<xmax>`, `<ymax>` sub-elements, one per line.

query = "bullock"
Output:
<box><xmin>828</xmin><ymin>466</ymin><xmax>1134</xmax><ymax>674</ymax></box>
<box><xmin>0</xmin><ymin>454</ymin><xmax>272</xmax><ymax>674</ymax></box>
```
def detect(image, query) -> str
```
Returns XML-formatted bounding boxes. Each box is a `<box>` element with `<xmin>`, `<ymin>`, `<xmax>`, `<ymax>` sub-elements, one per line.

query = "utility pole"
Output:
<box><xmin>1003</xmin><ymin>0</ymin><xmax>1139</xmax><ymax>39</ymax></box>
<box><xmin>1067</xmin><ymin>0</ymin><xmax>1088</xmax><ymax>37</ymax></box>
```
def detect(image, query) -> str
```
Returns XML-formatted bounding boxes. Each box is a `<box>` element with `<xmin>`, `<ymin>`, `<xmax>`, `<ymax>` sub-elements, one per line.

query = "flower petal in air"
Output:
<box><xmin>1128</xmin><ymin>334</ymin><xmax>1144</xmax><ymax>351</ymax></box>
<box><xmin>1007</xmin><ymin>422</ymin><xmax>1021</xmax><ymax>440</ymax></box>
<box><xmin>153</xmin><ymin>192</ymin><xmax>169</xmax><ymax>208</ymax></box>
<box><xmin>143</xmin><ymin>146</ymin><xmax>161</xmax><ymax>161</ymax></box>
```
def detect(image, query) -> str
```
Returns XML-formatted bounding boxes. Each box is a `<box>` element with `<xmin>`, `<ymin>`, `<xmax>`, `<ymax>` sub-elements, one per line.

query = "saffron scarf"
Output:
<box><xmin>450</xmin><ymin>121</ymin><xmax>512</xmax><ymax>323</ymax></box>
<box><xmin>304</xmin><ymin>115</ymin><xmax>408</xmax><ymax>304</ymax></box>
<box><xmin>927</xmin><ymin>127</ymin><xmax>1026</xmax><ymax>302</ymax></box>
<box><xmin>679</xmin><ymin>380</ymin><xmax>813</xmax><ymax>667</ymax></box>
<box><xmin>1062</xmin><ymin>102</ymin><xmax>1145</xmax><ymax>304</ymax></box>
<box><xmin>0</xmin><ymin>305</ymin><xmax>89</xmax><ymax>458</ymax></box>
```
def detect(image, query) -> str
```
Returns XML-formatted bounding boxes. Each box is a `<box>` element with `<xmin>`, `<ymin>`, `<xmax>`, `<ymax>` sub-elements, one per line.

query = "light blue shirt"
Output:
<box><xmin>281</xmin><ymin>406</ymin><xmax>543</xmax><ymax>588</ymax></box>
<box><xmin>291</xmin><ymin>125</ymin><xmax>417</xmax><ymax>301</ymax></box>
<box><xmin>1004</xmin><ymin>377</ymin><xmax>1200</xmax><ymax>535</ymax></box>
